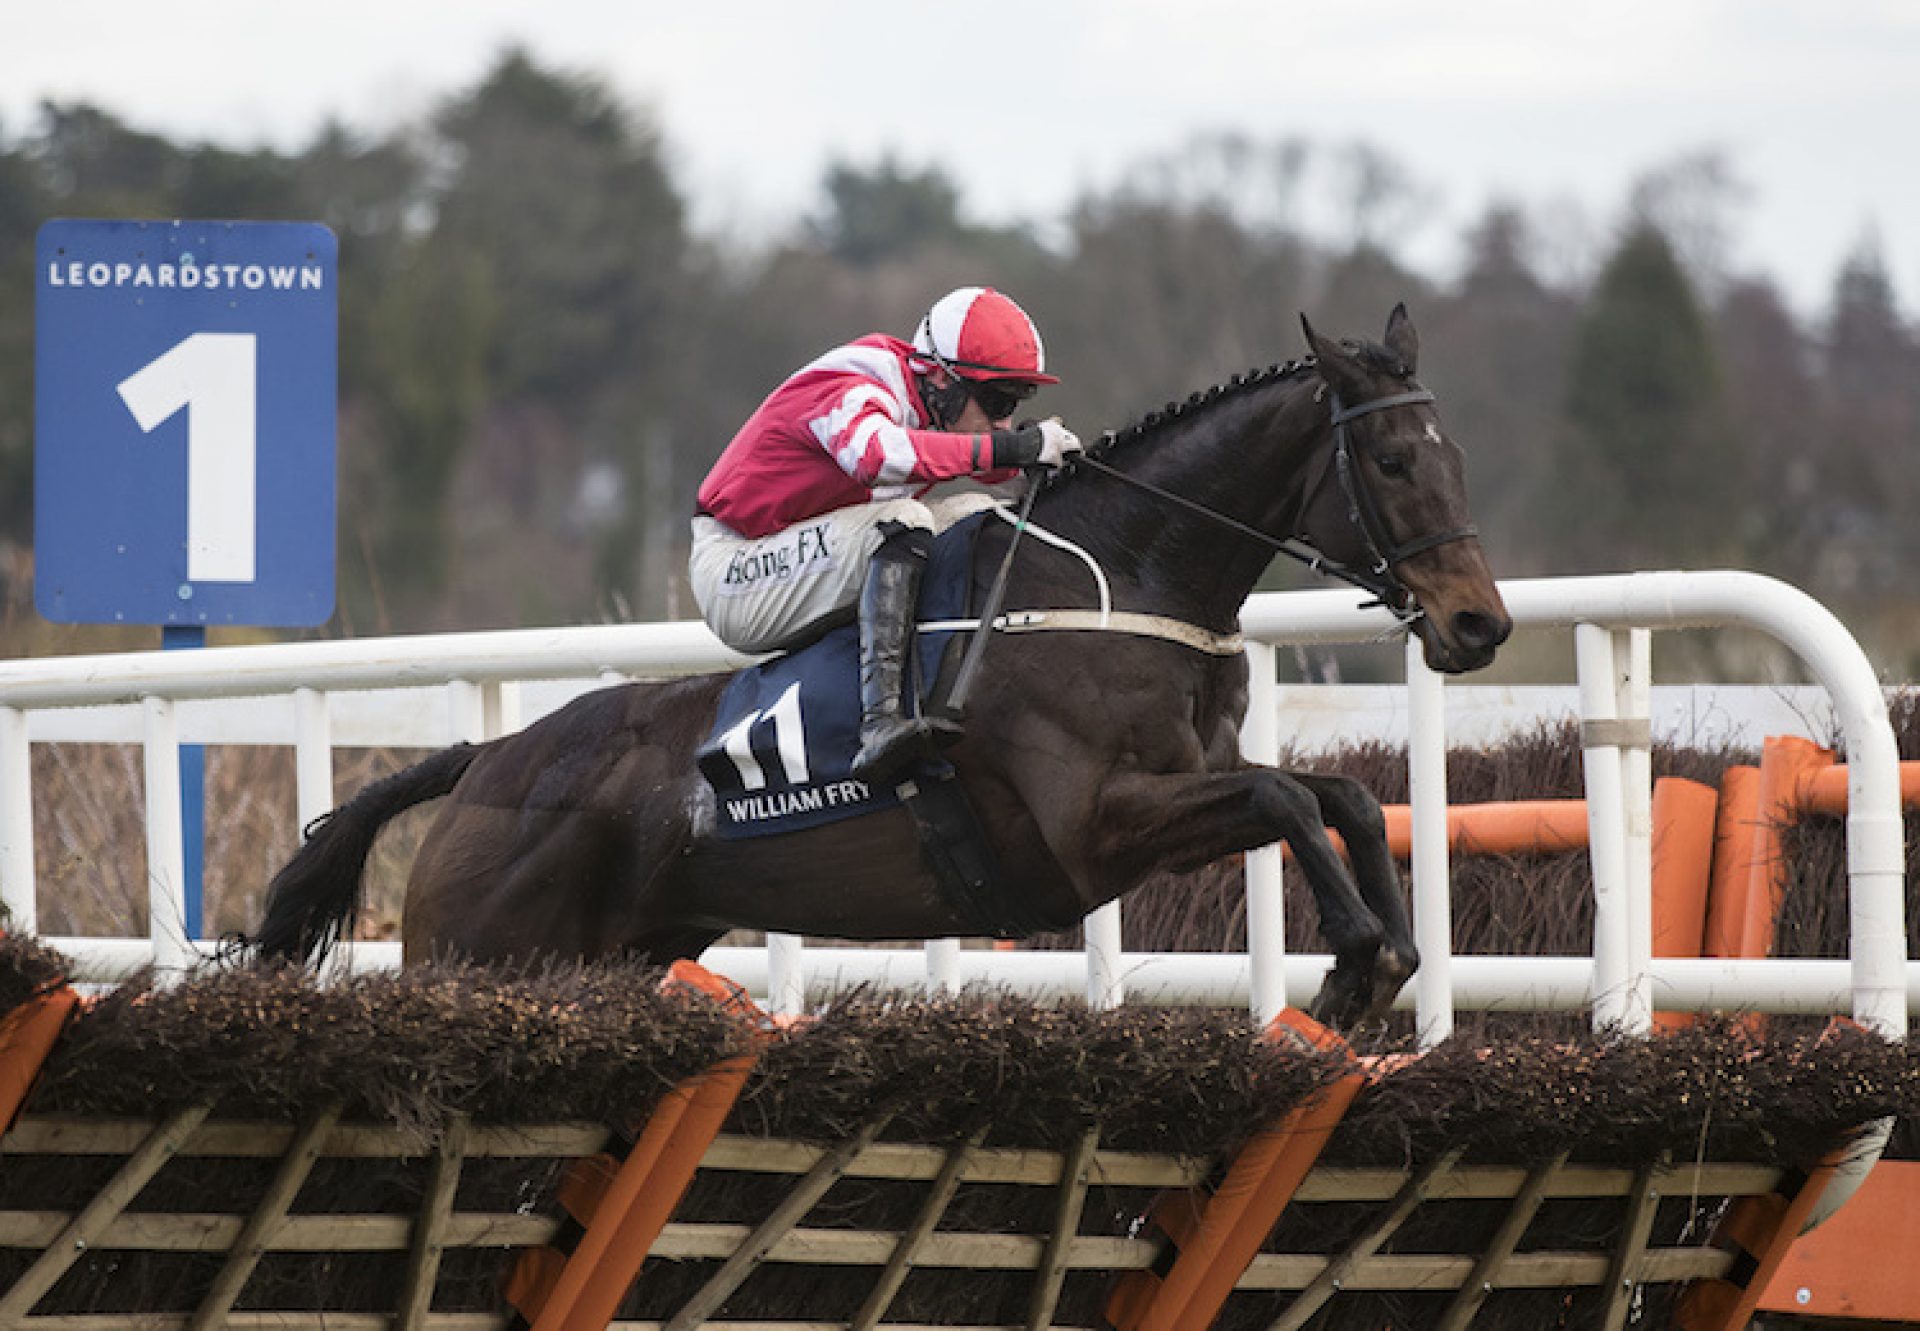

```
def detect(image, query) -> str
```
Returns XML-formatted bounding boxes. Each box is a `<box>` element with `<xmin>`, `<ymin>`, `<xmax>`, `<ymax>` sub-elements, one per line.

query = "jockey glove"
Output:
<box><xmin>990</xmin><ymin>418</ymin><xmax>1084</xmax><ymax>470</ymax></box>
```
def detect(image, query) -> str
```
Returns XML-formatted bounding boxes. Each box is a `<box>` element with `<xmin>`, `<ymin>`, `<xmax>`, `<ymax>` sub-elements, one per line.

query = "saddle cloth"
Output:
<box><xmin>696</xmin><ymin>514</ymin><xmax>983</xmax><ymax>839</ymax></box>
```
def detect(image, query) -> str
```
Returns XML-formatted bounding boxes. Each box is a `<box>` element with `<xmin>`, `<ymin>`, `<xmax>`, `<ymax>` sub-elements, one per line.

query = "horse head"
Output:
<box><xmin>1297</xmin><ymin>305</ymin><xmax>1512</xmax><ymax>672</ymax></box>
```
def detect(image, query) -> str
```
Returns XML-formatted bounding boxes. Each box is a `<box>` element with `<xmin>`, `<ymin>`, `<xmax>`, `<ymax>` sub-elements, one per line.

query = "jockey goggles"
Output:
<box><xmin>970</xmin><ymin>378</ymin><xmax>1037</xmax><ymax>421</ymax></box>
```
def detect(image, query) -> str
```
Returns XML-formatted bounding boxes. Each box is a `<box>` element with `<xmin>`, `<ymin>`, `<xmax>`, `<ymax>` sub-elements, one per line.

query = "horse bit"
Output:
<box><xmin>1071</xmin><ymin>384</ymin><xmax>1480</xmax><ymax>624</ymax></box>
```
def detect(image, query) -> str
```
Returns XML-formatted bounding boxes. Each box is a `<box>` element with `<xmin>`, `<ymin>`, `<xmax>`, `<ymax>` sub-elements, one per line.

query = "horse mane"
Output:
<box><xmin>1080</xmin><ymin>333</ymin><xmax>1418</xmax><ymax>464</ymax></box>
<box><xmin>1085</xmin><ymin>357</ymin><xmax>1318</xmax><ymax>463</ymax></box>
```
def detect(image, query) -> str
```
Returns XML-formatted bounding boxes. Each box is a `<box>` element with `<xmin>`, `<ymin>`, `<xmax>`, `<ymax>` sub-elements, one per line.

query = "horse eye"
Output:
<box><xmin>1377</xmin><ymin>453</ymin><xmax>1409</xmax><ymax>478</ymax></box>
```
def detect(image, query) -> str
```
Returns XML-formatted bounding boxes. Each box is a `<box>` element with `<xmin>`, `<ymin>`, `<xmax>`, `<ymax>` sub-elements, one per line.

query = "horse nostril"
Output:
<box><xmin>1451</xmin><ymin>609</ymin><xmax>1511</xmax><ymax>652</ymax></box>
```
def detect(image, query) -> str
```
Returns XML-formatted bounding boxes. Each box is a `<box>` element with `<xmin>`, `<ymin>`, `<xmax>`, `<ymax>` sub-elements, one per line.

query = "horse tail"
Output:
<box><xmin>249</xmin><ymin>743</ymin><xmax>481</xmax><ymax>968</ymax></box>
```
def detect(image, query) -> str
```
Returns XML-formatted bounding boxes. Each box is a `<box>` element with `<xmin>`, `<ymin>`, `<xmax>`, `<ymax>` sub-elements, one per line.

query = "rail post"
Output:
<box><xmin>1622</xmin><ymin>629</ymin><xmax>1655</xmax><ymax>1024</ymax></box>
<box><xmin>1240</xmin><ymin>641</ymin><xmax>1287</xmax><ymax>1023</ymax></box>
<box><xmin>767</xmin><ymin>932</ymin><xmax>805</xmax><ymax>1015</ymax></box>
<box><xmin>1086</xmin><ymin>900</ymin><xmax>1124</xmax><ymax>1009</ymax></box>
<box><xmin>0</xmin><ymin>706</ymin><xmax>35</xmax><ymax>934</ymax></box>
<box><xmin>1577</xmin><ymin>624</ymin><xmax>1639</xmax><ymax>1033</ymax></box>
<box><xmin>293</xmin><ymin>687</ymin><xmax>334</xmax><ymax>834</ymax></box>
<box><xmin>924</xmin><ymin>937</ymin><xmax>960</xmax><ymax>995</ymax></box>
<box><xmin>1405</xmin><ymin>638</ymin><xmax>1453</xmax><ymax>1045</ymax></box>
<box><xmin>141</xmin><ymin>696</ymin><xmax>191</xmax><ymax>974</ymax></box>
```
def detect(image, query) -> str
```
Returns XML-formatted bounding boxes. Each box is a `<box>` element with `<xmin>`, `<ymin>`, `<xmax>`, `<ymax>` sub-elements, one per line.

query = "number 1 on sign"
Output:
<box><xmin>116</xmin><ymin>332</ymin><xmax>257</xmax><ymax>583</ymax></box>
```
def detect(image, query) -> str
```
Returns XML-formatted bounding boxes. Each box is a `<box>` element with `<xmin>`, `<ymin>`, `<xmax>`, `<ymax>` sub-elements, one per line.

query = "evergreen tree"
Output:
<box><xmin>1426</xmin><ymin>204</ymin><xmax>1578</xmax><ymax>572</ymax></box>
<box><xmin>811</xmin><ymin>157</ymin><xmax>968</xmax><ymax>266</ymax></box>
<box><xmin>433</xmin><ymin>48</ymin><xmax>684</xmax><ymax>406</ymax></box>
<box><xmin>1714</xmin><ymin>277</ymin><xmax>1818</xmax><ymax>567</ymax></box>
<box><xmin>0</xmin><ymin>137</ymin><xmax>49</xmax><ymax>543</ymax></box>
<box><xmin>1547</xmin><ymin>223</ymin><xmax>1740</xmax><ymax>569</ymax></box>
<box><xmin>421</xmin><ymin>49</ymin><xmax>691</xmax><ymax>625</ymax></box>
<box><xmin>1814</xmin><ymin>235</ymin><xmax>1919</xmax><ymax>597</ymax></box>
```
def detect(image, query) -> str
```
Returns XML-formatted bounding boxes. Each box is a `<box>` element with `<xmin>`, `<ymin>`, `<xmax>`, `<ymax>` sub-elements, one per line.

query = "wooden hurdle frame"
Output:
<box><xmin>0</xmin><ymin>954</ymin><xmax>1873</xmax><ymax>1331</ymax></box>
<box><xmin>0</xmin><ymin>1099</ymin><xmax>1845</xmax><ymax>1331</ymax></box>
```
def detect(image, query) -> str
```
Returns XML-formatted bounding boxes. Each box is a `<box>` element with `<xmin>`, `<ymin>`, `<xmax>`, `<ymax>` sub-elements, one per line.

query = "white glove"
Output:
<box><xmin>1032</xmin><ymin>418</ymin><xmax>1084</xmax><ymax>468</ymax></box>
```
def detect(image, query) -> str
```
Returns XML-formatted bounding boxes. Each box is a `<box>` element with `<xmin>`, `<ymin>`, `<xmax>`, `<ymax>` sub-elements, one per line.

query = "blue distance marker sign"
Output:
<box><xmin>35</xmin><ymin>219</ymin><xmax>337</xmax><ymax>626</ymax></box>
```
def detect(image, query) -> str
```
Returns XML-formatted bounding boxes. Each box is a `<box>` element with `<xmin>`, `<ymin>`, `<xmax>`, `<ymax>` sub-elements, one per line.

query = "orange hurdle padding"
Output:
<box><xmin>1760</xmin><ymin>1160</ymin><xmax>1920</xmax><ymax>1320</ymax></box>
<box><xmin>1797</xmin><ymin>759</ymin><xmax>1920</xmax><ymax>816</ymax></box>
<box><xmin>1107</xmin><ymin>1007</ymin><xmax>1365</xmax><ymax>1331</ymax></box>
<box><xmin>1701</xmin><ymin>766</ymin><xmax>1762</xmax><ymax>961</ymax></box>
<box><xmin>1377</xmin><ymin>799</ymin><xmax>1590</xmax><ymax>858</ymax></box>
<box><xmin>525</xmin><ymin>1056</ymin><xmax>757</xmax><ymax>1331</ymax></box>
<box><xmin>502</xmin><ymin>1082</ymin><xmax>697</xmax><ymax>1319</ymax></box>
<box><xmin>1649</xmin><ymin>777</ymin><xmax>1721</xmax><ymax>1032</ymax></box>
<box><xmin>0</xmin><ymin>981</ymin><xmax>80</xmax><ymax>1133</ymax></box>
<box><xmin>1673</xmin><ymin>1155</ymin><xmax>1842</xmax><ymax>1331</ymax></box>
<box><xmin>505</xmin><ymin>961</ymin><xmax>771</xmax><ymax>1331</ymax></box>
<box><xmin>1651</xmin><ymin>778</ymin><xmax>1720</xmax><ymax>958</ymax></box>
<box><xmin>1736</xmin><ymin>737</ymin><xmax>1834</xmax><ymax>962</ymax></box>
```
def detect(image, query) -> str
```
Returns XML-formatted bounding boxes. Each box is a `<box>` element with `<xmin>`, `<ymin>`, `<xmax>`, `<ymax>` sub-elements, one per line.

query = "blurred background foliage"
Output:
<box><xmin>5</xmin><ymin>49</ymin><xmax>1918</xmax><ymax>681</ymax></box>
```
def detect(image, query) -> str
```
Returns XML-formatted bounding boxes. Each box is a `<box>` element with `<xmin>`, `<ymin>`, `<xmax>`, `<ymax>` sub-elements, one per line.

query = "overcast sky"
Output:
<box><xmin>7</xmin><ymin>0</ymin><xmax>1917</xmax><ymax>320</ymax></box>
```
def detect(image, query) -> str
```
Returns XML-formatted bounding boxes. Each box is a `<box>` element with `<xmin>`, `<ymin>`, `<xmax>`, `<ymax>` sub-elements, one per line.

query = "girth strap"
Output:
<box><xmin>919</xmin><ymin>609</ymin><xmax>1244</xmax><ymax>656</ymax></box>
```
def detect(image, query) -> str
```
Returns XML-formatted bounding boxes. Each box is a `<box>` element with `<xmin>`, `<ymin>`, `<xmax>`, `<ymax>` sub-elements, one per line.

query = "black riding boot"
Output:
<box><xmin>850</xmin><ymin>528</ymin><xmax>961</xmax><ymax>786</ymax></box>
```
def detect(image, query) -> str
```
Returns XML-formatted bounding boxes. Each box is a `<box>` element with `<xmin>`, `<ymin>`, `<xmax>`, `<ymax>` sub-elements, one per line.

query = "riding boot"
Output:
<box><xmin>850</xmin><ymin>528</ymin><xmax>962</xmax><ymax>786</ymax></box>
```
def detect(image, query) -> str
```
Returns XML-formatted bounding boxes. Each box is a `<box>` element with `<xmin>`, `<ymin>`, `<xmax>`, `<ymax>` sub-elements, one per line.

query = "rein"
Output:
<box><xmin>1072</xmin><ymin>385</ymin><xmax>1477</xmax><ymax>621</ymax></box>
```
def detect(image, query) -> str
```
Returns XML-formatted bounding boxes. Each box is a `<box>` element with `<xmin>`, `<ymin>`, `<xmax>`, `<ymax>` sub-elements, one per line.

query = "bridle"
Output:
<box><xmin>1327</xmin><ymin>388</ymin><xmax>1481</xmax><ymax>595</ymax></box>
<box><xmin>1071</xmin><ymin>382</ymin><xmax>1479</xmax><ymax>623</ymax></box>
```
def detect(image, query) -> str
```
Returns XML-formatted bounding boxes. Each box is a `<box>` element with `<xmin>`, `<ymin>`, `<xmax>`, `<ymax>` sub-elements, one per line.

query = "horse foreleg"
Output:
<box><xmin>1087</xmin><ymin>768</ymin><xmax>1388</xmax><ymax>1030</ymax></box>
<box><xmin>1290</xmin><ymin>771</ymin><xmax>1418</xmax><ymax>1026</ymax></box>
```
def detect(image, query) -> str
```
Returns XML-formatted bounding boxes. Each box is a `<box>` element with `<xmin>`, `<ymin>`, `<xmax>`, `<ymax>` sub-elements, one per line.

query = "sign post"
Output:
<box><xmin>35</xmin><ymin>219</ymin><xmax>338</xmax><ymax>939</ymax></box>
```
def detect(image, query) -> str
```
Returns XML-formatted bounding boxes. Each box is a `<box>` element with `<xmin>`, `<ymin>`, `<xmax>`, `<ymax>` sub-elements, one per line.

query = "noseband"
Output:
<box><xmin>1073</xmin><ymin>384</ymin><xmax>1479</xmax><ymax>621</ymax></box>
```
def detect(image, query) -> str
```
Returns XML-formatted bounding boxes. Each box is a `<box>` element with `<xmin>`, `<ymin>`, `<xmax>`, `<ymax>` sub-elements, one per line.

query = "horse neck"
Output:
<box><xmin>1034</xmin><ymin>374</ymin><xmax>1327</xmax><ymax>627</ymax></box>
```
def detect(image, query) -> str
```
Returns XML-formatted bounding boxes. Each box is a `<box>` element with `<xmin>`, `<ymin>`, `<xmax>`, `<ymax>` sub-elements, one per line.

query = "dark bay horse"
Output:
<box><xmin>251</xmin><ymin>306</ymin><xmax>1511</xmax><ymax>1027</ymax></box>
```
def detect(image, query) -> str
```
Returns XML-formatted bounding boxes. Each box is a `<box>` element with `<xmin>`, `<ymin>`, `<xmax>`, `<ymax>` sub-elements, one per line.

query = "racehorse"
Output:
<box><xmin>250</xmin><ymin>305</ymin><xmax>1511</xmax><ymax>1029</ymax></box>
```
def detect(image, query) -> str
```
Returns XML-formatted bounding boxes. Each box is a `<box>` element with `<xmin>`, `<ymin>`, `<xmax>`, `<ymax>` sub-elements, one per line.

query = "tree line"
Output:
<box><xmin>3</xmin><ymin>50</ymin><xmax>1917</xmax><ymax>674</ymax></box>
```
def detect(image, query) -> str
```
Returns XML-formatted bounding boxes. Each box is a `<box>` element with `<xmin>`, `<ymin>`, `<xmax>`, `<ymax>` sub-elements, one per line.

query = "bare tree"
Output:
<box><xmin>1627</xmin><ymin>149</ymin><xmax>1751</xmax><ymax>301</ymax></box>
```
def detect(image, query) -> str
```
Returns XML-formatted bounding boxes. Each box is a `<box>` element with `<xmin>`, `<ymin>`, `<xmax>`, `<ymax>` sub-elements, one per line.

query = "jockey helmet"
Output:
<box><xmin>911</xmin><ymin>287</ymin><xmax>1058</xmax><ymax>385</ymax></box>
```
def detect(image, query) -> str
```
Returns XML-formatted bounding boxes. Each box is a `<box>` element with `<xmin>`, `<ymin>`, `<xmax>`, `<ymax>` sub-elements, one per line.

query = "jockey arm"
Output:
<box><xmin>814</xmin><ymin>381</ymin><xmax>1021</xmax><ymax>490</ymax></box>
<box><xmin>696</xmin><ymin>324</ymin><xmax>1070</xmax><ymax>540</ymax></box>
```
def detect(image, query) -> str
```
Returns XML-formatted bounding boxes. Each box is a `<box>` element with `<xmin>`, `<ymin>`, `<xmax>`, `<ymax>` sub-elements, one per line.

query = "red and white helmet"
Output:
<box><xmin>910</xmin><ymin>286</ymin><xmax>1058</xmax><ymax>384</ymax></box>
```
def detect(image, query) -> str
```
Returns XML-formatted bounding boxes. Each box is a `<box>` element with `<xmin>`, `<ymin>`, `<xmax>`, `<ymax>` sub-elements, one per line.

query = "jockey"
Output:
<box><xmin>691</xmin><ymin>286</ymin><xmax>1083</xmax><ymax>784</ymax></box>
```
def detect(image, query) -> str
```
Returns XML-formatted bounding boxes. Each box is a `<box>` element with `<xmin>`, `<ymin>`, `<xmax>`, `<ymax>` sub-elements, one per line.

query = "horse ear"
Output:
<box><xmin>1383</xmin><ymin>302</ymin><xmax>1419</xmax><ymax>374</ymax></box>
<box><xmin>1300</xmin><ymin>313</ymin><xmax>1341</xmax><ymax>368</ymax></box>
<box><xmin>1301</xmin><ymin>313</ymin><xmax>1364</xmax><ymax>398</ymax></box>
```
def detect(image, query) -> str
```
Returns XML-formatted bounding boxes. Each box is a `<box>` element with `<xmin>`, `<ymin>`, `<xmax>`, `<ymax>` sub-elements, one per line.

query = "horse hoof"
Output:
<box><xmin>1308</xmin><ymin>969</ymin><xmax>1369</xmax><ymax>1032</ymax></box>
<box><xmin>1377</xmin><ymin>946</ymin><xmax>1418</xmax><ymax>990</ymax></box>
<box><xmin>1358</xmin><ymin>947</ymin><xmax>1418</xmax><ymax>1024</ymax></box>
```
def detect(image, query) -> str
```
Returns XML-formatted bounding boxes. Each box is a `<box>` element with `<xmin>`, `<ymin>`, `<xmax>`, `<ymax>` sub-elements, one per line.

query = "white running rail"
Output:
<box><xmin>0</xmin><ymin>572</ymin><xmax>1910</xmax><ymax>1040</ymax></box>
